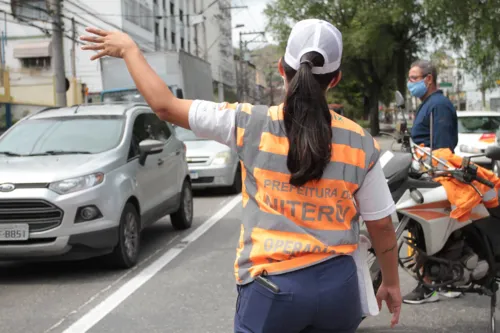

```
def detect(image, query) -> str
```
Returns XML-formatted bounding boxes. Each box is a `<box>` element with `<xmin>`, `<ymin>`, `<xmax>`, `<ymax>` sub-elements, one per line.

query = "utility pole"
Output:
<box><xmin>202</xmin><ymin>19</ymin><xmax>208</xmax><ymax>61</ymax></box>
<box><xmin>71</xmin><ymin>17</ymin><xmax>77</xmax><ymax>104</ymax></box>
<box><xmin>49</xmin><ymin>0</ymin><xmax>67</xmax><ymax>107</ymax></box>
<box><xmin>218</xmin><ymin>66</ymin><xmax>224</xmax><ymax>102</ymax></box>
<box><xmin>71</xmin><ymin>17</ymin><xmax>76</xmax><ymax>78</ymax></box>
<box><xmin>267</xmin><ymin>69</ymin><xmax>274</xmax><ymax>105</ymax></box>
<box><xmin>238</xmin><ymin>31</ymin><xmax>265</xmax><ymax>102</ymax></box>
<box><xmin>239</xmin><ymin>31</ymin><xmax>243</xmax><ymax>101</ymax></box>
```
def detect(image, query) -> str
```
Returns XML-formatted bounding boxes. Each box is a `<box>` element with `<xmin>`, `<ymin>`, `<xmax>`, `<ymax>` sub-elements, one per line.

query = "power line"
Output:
<box><xmin>0</xmin><ymin>0</ymin><xmax>49</xmax><ymax>14</ymax></box>
<box><xmin>0</xmin><ymin>8</ymin><xmax>87</xmax><ymax>46</ymax></box>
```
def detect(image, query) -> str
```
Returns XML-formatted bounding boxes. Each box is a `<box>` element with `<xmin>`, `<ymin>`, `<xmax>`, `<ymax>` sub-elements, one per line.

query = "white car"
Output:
<box><xmin>455</xmin><ymin>111</ymin><xmax>500</xmax><ymax>169</ymax></box>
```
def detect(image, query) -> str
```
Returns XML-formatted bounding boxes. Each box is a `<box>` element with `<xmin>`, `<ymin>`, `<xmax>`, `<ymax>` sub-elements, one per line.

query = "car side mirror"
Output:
<box><xmin>486</xmin><ymin>145</ymin><xmax>500</xmax><ymax>161</ymax></box>
<box><xmin>138</xmin><ymin>139</ymin><xmax>164</xmax><ymax>165</ymax></box>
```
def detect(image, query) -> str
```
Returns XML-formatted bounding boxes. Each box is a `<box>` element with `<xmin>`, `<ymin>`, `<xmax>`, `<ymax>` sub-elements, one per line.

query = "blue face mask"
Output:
<box><xmin>407</xmin><ymin>80</ymin><xmax>427</xmax><ymax>98</ymax></box>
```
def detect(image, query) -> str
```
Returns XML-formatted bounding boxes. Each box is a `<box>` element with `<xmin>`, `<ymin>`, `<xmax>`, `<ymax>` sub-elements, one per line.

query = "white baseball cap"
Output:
<box><xmin>284</xmin><ymin>19</ymin><xmax>343</xmax><ymax>75</ymax></box>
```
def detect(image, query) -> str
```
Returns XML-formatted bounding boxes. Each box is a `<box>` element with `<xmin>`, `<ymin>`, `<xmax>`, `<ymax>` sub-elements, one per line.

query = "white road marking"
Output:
<box><xmin>62</xmin><ymin>195</ymin><xmax>242</xmax><ymax>333</ymax></box>
<box><xmin>44</xmin><ymin>235</ymin><xmax>181</xmax><ymax>333</ymax></box>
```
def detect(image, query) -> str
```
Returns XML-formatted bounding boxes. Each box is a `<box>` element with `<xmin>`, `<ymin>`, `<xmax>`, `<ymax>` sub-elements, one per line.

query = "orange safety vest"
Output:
<box><xmin>232</xmin><ymin>103</ymin><xmax>381</xmax><ymax>285</ymax></box>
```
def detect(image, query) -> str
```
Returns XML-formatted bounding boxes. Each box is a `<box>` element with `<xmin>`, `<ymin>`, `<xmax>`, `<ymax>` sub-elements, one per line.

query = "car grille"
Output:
<box><xmin>187</xmin><ymin>157</ymin><xmax>210</xmax><ymax>165</ymax></box>
<box><xmin>0</xmin><ymin>200</ymin><xmax>63</xmax><ymax>232</ymax></box>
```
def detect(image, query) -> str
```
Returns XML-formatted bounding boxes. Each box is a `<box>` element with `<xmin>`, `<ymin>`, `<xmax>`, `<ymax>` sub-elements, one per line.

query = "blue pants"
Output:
<box><xmin>234</xmin><ymin>255</ymin><xmax>362</xmax><ymax>333</ymax></box>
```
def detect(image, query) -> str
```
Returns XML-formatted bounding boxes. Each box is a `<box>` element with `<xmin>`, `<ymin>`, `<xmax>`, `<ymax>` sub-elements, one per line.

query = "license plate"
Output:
<box><xmin>190</xmin><ymin>172</ymin><xmax>199</xmax><ymax>179</ymax></box>
<box><xmin>0</xmin><ymin>224</ymin><xmax>29</xmax><ymax>241</ymax></box>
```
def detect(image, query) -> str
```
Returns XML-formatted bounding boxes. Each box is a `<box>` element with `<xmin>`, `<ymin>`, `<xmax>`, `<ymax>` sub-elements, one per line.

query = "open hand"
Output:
<box><xmin>376</xmin><ymin>282</ymin><xmax>402</xmax><ymax>328</ymax></box>
<box><xmin>80</xmin><ymin>27</ymin><xmax>138</xmax><ymax>61</ymax></box>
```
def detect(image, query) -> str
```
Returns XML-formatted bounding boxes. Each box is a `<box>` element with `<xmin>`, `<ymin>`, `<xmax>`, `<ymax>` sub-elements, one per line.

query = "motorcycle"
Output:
<box><xmin>366</xmin><ymin>91</ymin><xmax>500</xmax><ymax>332</ymax></box>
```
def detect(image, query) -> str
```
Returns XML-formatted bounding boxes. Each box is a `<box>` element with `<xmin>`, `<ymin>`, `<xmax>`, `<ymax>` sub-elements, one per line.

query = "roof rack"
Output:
<box><xmin>36</xmin><ymin>106</ymin><xmax>60</xmax><ymax>114</ymax></box>
<box><xmin>29</xmin><ymin>102</ymin><xmax>151</xmax><ymax>117</ymax></box>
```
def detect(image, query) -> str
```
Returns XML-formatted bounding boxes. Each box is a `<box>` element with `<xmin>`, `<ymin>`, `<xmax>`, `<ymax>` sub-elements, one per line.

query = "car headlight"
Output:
<box><xmin>459</xmin><ymin>145</ymin><xmax>482</xmax><ymax>154</ymax></box>
<box><xmin>49</xmin><ymin>172</ymin><xmax>104</xmax><ymax>195</ymax></box>
<box><xmin>212</xmin><ymin>151</ymin><xmax>231</xmax><ymax>166</ymax></box>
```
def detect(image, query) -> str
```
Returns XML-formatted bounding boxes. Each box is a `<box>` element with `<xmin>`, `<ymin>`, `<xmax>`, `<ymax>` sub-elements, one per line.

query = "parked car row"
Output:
<box><xmin>0</xmin><ymin>103</ymin><xmax>240</xmax><ymax>269</ymax></box>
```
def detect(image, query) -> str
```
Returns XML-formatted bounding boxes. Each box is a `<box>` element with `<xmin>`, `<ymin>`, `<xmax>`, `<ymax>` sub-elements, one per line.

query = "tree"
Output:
<box><xmin>251</xmin><ymin>45</ymin><xmax>284</xmax><ymax>105</ymax></box>
<box><xmin>264</xmin><ymin>0</ymin><xmax>433</xmax><ymax>135</ymax></box>
<box><xmin>460</xmin><ymin>43</ymin><xmax>500</xmax><ymax>108</ymax></box>
<box><xmin>427</xmin><ymin>0</ymin><xmax>500</xmax><ymax>108</ymax></box>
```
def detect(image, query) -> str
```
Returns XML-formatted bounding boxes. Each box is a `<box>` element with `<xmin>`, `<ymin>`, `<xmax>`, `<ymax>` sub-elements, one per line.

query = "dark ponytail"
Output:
<box><xmin>282</xmin><ymin>51</ymin><xmax>339</xmax><ymax>187</ymax></box>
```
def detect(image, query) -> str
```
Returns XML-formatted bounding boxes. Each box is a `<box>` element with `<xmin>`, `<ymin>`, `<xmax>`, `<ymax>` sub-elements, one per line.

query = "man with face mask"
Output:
<box><xmin>407</xmin><ymin>60</ymin><xmax>458</xmax><ymax>153</ymax></box>
<box><xmin>403</xmin><ymin>60</ymin><xmax>461</xmax><ymax>305</ymax></box>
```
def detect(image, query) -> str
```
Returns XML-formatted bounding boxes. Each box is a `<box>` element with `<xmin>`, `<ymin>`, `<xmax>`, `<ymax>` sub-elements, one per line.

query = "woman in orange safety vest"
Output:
<box><xmin>81</xmin><ymin>18</ymin><xmax>401</xmax><ymax>333</ymax></box>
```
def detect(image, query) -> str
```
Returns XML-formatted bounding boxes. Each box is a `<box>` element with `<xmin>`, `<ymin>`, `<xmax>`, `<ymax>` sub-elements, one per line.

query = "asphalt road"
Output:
<box><xmin>0</xmin><ymin>136</ymin><xmax>495</xmax><ymax>333</ymax></box>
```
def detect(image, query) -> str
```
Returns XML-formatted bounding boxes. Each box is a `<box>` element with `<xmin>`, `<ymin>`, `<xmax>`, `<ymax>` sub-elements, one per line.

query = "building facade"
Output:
<box><xmin>0</xmin><ymin>0</ymin><xmax>237</xmax><ymax>117</ymax></box>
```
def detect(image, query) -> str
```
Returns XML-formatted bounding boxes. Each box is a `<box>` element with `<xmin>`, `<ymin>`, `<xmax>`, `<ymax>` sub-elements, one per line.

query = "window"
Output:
<box><xmin>180</xmin><ymin>37</ymin><xmax>184</xmax><ymax>50</ymax></box>
<box><xmin>171</xmin><ymin>32</ymin><xmax>176</xmax><ymax>46</ymax></box>
<box><xmin>155</xmin><ymin>22</ymin><xmax>159</xmax><ymax>36</ymax></box>
<box><xmin>149</xmin><ymin>115</ymin><xmax>172</xmax><ymax>142</ymax></box>
<box><xmin>179</xmin><ymin>9</ymin><xmax>183</xmax><ymax>21</ymax></box>
<box><xmin>139</xmin><ymin>4</ymin><xmax>147</xmax><ymax>29</ymax></box>
<box><xmin>131</xmin><ymin>1</ymin><xmax>140</xmax><ymax>24</ymax></box>
<box><xmin>164</xmin><ymin>27</ymin><xmax>167</xmax><ymax>40</ymax></box>
<box><xmin>0</xmin><ymin>116</ymin><xmax>125</xmax><ymax>155</ymax></box>
<box><xmin>123</xmin><ymin>0</ymin><xmax>130</xmax><ymax>20</ymax></box>
<box><xmin>20</xmin><ymin>56</ymin><xmax>51</xmax><ymax>69</ymax></box>
<box><xmin>129</xmin><ymin>113</ymin><xmax>157</xmax><ymax>158</ymax></box>
<box><xmin>458</xmin><ymin>116</ymin><xmax>500</xmax><ymax>134</ymax></box>
<box><xmin>162</xmin><ymin>0</ymin><xmax>166</xmax><ymax>11</ymax></box>
<box><xmin>170</xmin><ymin>1</ymin><xmax>174</xmax><ymax>15</ymax></box>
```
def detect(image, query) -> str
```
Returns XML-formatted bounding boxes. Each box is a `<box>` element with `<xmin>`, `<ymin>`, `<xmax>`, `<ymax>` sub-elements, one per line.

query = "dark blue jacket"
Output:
<box><xmin>411</xmin><ymin>90</ymin><xmax>458</xmax><ymax>152</ymax></box>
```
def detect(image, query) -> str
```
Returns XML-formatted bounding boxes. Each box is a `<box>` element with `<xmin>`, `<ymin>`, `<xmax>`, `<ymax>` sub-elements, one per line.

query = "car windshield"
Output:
<box><xmin>0</xmin><ymin>115</ymin><xmax>125</xmax><ymax>156</ymax></box>
<box><xmin>175</xmin><ymin>126</ymin><xmax>207</xmax><ymax>141</ymax></box>
<box><xmin>457</xmin><ymin>116</ymin><xmax>500</xmax><ymax>134</ymax></box>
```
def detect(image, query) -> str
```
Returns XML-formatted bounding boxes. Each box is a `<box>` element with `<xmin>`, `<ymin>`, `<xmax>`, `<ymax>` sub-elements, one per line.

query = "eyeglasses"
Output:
<box><xmin>408</xmin><ymin>73</ymin><xmax>430</xmax><ymax>82</ymax></box>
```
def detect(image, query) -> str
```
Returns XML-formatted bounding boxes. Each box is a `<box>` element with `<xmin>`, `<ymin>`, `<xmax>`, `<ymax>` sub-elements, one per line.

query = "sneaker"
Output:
<box><xmin>439</xmin><ymin>290</ymin><xmax>463</xmax><ymax>298</ymax></box>
<box><xmin>402</xmin><ymin>284</ymin><xmax>440</xmax><ymax>304</ymax></box>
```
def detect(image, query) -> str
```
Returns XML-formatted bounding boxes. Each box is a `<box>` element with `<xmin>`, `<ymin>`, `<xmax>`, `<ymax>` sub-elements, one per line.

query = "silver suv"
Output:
<box><xmin>0</xmin><ymin>103</ymin><xmax>193</xmax><ymax>268</ymax></box>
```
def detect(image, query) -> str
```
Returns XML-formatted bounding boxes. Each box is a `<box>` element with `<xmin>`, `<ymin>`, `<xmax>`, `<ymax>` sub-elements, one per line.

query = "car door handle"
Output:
<box><xmin>175</xmin><ymin>150</ymin><xmax>180</xmax><ymax>155</ymax></box>
<box><xmin>157</xmin><ymin>158</ymin><xmax>164</xmax><ymax>166</ymax></box>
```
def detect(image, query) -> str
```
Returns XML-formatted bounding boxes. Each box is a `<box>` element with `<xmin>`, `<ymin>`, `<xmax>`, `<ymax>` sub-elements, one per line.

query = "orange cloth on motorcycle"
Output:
<box><xmin>421</xmin><ymin>148</ymin><xmax>500</xmax><ymax>222</ymax></box>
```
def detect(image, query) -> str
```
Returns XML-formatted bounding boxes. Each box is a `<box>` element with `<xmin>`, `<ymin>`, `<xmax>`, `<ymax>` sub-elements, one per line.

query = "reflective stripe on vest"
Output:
<box><xmin>234</xmin><ymin>104</ymin><xmax>380</xmax><ymax>284</ymax></box>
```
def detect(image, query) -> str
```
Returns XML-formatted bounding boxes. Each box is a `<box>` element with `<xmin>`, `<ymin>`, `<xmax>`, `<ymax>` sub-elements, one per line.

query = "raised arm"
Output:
<box><xmin>80</xmin><ymin>28</ymin><xmax>192</xmax><ymax>128</ymax></box>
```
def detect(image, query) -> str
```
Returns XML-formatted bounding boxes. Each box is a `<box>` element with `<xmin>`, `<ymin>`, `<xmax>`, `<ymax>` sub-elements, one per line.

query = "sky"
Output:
<box><xmin>231</xmin><ymin>0</ymin><xmax>275</xmax><ymax>49</ymax></box>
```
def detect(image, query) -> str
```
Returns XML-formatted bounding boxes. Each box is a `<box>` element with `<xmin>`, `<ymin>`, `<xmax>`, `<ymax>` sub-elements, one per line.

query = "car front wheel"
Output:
<box><xmin>170</xmin><ymin>179</ymin><xmax>193</xmax><ymax>230</ymax></box>
<box><xmin>106</xmin><ymin>202</ymin><xmax>141</xmax><ymax>269</ymax></box>
<box><xmin>228</xmin><ymin>164</ymin><xmax>242</xmax><ymax>194</ymax></box>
